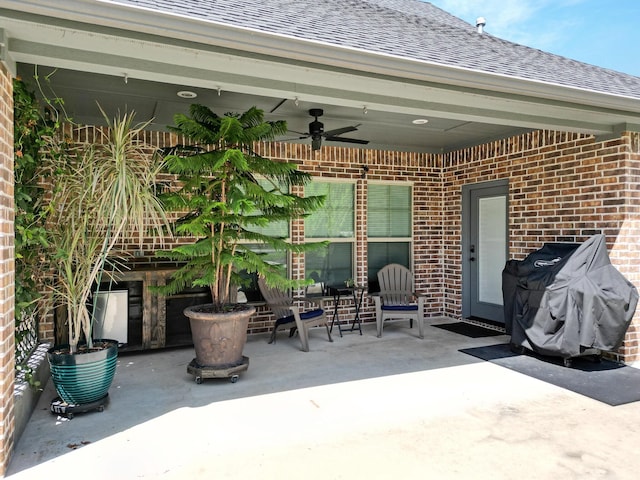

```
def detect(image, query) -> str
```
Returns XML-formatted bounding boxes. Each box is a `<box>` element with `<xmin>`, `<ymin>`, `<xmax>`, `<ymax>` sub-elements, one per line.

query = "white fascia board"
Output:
<box><xmin>3</xmin><ymin>28</ymin><xmax>630</xmax><ymax>137</ymax></box>
<box><xmin>0</xmin><ymin>28</ymin><xmax>16</xmax><ymax>75</ymax></box>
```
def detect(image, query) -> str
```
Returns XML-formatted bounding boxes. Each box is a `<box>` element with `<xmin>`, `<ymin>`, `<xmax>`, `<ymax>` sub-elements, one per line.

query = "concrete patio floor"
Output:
<box><xmin>7</xmin><ymin>317</ymin><xmax>640</xmax><ymax>479</ymax></box>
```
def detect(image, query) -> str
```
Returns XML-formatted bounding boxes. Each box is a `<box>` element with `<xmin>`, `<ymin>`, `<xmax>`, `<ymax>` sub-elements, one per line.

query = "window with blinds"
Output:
<box><xmin>305</xmin><ymin>182</ymin><xmax>354</xmax><ymax>238</ymax></box>
<box><xmin>240</xmin><ymin>177</ymin><xmax>289</xmax><ymax>301</ymax></box>
<box><xmin>237</xmin><ymin>244</ymin><xmax>288</xmax><ymax>302</ymax></box>
<box><xmin>367</xmin><ymin>183</ymin><xmax>412</xmax><ymax>291</ymax></box>
<box><xmin>305</xmin><ymin>181</ymin><xmax>355</xmax><ymax>287</ymax></box>
<box><xmin>245</xmin><ymin>176</ymin><xmax>289</xmax><ymax>238</ymax></box>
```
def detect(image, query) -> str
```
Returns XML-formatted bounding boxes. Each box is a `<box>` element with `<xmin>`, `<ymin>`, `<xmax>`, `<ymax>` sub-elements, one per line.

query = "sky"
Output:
<box><xmin>427</xmin><ymin>0</ymin><xmax>640</xmax><ymax>77</ymax></box>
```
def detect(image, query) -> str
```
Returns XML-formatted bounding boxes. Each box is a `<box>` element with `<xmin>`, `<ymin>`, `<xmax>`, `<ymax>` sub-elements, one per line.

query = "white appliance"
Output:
<box><xmin>93</xmin><ymin>290</ymin><xmax>128</xmax><ymax>344</ymax></box>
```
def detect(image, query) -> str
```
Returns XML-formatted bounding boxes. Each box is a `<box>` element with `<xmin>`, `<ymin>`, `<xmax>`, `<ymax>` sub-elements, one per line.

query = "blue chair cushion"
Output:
<box><xmin>275</xmin><ymin>309</ymin><xmax>324</xmax><ymax>326</ymax></box>
<box><xmin>382</xmin><ymin>304</ymin><xmax>418</xmax><ymax>311</ymax></box>
<box><xmin>301</xmin><ymin>308</ymin><xmax>324</xmax><ymax>320</ymax></box>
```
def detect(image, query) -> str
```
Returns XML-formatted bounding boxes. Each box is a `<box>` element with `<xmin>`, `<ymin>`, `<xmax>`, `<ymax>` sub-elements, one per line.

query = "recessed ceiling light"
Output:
<box><xmin>412</xmin><ymin>118</ymin><xmax>429</xmax><ymax>125</ymax></box>
<box><xmin>177</xmin><ymin>90</ymin><xmax>197</xmax><ymax>99</ymax></box>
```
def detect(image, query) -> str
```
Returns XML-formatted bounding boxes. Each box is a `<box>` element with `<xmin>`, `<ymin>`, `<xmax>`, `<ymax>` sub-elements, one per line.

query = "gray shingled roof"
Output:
<box><xmin>113</xmin><ymin>0</ymin><xmax>640</xmax><ymax>100</ymax></box>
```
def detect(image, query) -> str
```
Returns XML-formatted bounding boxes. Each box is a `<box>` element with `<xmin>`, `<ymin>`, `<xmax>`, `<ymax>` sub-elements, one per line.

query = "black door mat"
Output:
<box><xmin>432</xmin><ymin>322</ymin><xmax>505</xmax><ymax>338</ymax></box>
<box><xmin>460</xmin><ymin>343</ymin><xmax>640</xmax><ymax>406</ymax></box>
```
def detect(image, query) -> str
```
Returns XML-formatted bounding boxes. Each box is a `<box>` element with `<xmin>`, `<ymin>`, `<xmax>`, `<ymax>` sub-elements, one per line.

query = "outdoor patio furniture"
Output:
<box><xmin>258</xmin><ymin>276</ymin><xmax>333</xmax><ymax>352</ymax></box>
<box><xmin>325</xmin><ymin>285</ymin><xmax>365</xmax><ymax>337</ymax></box>
<box><xmin>372</xmin><ymin>264</ymin><xmax>425</xmax><ymax>338</ymax></box>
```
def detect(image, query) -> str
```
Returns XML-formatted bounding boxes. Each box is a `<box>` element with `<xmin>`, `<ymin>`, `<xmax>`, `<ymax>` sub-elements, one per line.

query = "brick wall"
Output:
<box><xmin>0</xmin><ymin>63</ymin><xmax>14</xmax><ymax>476</ymax></box>
<box><xmin>442</xmin><ymin>130</ymin><xmax>640</xmax><ymax>363</ymax></box>
<box><xmin>252</xmin><ymin>143</ymin><xmax>443</xmax><ymax>324</ymax></box>
<box><xmin>611</xmin><ymin>132</ymin><xmax>640</xmax><ymax>362</ymax></box>
<box><xmin>38</xmin><ymin>125</ymin><xmax>640</xmax><ymax>363</ymax></box>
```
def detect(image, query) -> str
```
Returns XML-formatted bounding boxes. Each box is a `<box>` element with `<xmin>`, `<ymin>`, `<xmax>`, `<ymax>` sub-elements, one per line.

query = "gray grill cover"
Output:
<box><xmin>502</xmin><ymin>234</ymin><xmax>638</xmax><ymax>358</ymax></box>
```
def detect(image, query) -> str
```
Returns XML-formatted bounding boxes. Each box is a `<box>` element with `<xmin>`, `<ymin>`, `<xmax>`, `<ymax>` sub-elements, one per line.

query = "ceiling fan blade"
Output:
<box><xmin>269</xmin><ymin>98</ymin><xmax>288</xmax><ymax>113</ymax></box>
<box><xmin>287</xmin><ymin>129</ymin><xmax>310</xmax><ymax>137</ymax></box>
<box><xmin>324</xmin><ymin>136</ymin><xmax>369</xmax><ymax>145</ymax></box>
<box><xmin>323</xmin><ymin>125</ymin><xmax>358</xmax><ymax>137</ymax></box>
<box><xmin>279</xmin><ymin>135</ymin><xmax>311</xmax><ymax>142</ymax></box>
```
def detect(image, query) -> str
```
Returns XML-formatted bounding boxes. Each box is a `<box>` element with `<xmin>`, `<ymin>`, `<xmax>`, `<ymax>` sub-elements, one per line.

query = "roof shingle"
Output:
<box><xmin>111</xmin><ymin>0</ymin><xmax>640</xmax><ymax>99</ymax></box>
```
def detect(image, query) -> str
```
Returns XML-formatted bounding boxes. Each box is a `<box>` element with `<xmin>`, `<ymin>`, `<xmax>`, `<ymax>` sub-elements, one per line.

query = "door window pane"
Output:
<box><xmin>478</xmin><ymin>196</ymin><xmax>506</xmax><ymax>305</ymax></box>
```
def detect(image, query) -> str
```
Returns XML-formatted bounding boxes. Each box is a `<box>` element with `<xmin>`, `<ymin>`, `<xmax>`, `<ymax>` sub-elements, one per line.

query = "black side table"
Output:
<box><xmin>326</xmin><ymin>285</ymin><xmax>365</xmax><ymax>336</ymax></box>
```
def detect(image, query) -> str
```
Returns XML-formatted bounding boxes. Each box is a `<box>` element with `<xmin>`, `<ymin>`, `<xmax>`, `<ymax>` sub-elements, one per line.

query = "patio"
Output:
<box><xmin>7</xmin><ymin>318</ymin><xmax>640</xmax><ymax>479</ymax></box>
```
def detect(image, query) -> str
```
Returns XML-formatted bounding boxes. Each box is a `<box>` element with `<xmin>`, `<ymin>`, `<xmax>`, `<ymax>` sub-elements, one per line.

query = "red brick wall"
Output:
<box><xmin>253</xmin><ymin>143</ymin><xmax>443</xmax><ymax>326</ymax></box>
<box><xmin>0</xmin><ymin>63</ymin><xmax>15</xmax><ymax>476</ymax></box>
<box><xmin>39</xmin><ymin>125</ymin><xmax>640</xmax><ymax>363</ymax></box>
<box><xmin>442</xmin><ymin>130</ymin><xmax>640</xmax><ymax>363</ymax></box>
<box><xmin>611</xmin><ymin>132</ymin><xmax>640</xmax><ymax>362</ymax></box>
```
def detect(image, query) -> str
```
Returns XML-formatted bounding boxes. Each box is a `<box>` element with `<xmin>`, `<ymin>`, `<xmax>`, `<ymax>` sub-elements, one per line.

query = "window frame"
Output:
<box><xmin>304</xmin><ymin>178</ymin><xmax>357</xmax><ymax>288</ymax></box>
<box><xmin>366</xmin><ymin>180</ymin><xmax>414</xmax><ymax>287</ymax></box>
<box><xmin>236</xmin><ymin>175</ymin><xmax>293</xmax><ymax>301</ymax></box>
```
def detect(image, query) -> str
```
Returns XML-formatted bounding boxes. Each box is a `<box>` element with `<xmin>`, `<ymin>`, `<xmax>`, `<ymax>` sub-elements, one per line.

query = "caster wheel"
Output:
<box><xmin>67</xmin><ymin>413</ymin><xmax>74</xmax><ymax>420</ymax></box>
<box><xmin>97</xmin><ymin>405</ymin><xmax>105</xmax><ymax>413</ymax></box>
<box><xmin>230</xmin><ymin>375</ymin><xmax>239</xmax><ymax>383</ymax></box>
<box><xmin>563</xmin><ymin>358</ymin><xmax>573</xmax><ymax>368</ymax></box>
<box><xmin>195</xmin><ymin>376</ymin><xmax>203</xmax><ymax>384</ymax></box>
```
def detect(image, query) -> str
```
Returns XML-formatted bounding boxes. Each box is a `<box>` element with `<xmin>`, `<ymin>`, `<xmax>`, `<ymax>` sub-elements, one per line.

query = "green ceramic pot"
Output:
<box><xmin>47</xmin><ymin>339</ymin><xmax>118</xmax><ymax>405</ymax></box>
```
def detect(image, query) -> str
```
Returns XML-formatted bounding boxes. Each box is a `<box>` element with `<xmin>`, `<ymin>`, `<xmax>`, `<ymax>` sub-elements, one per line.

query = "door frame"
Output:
<box><xmin>461</xmin><ymin>179</ymin><xmax>509</xmax><ymax>321</ymax></box>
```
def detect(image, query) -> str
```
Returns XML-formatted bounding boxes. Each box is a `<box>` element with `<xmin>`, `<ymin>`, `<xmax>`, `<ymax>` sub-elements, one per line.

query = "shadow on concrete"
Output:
<box><xmin>8</xmin><ymin>318</ymin><xmax>509</xmax><ymax>476</ymax></box>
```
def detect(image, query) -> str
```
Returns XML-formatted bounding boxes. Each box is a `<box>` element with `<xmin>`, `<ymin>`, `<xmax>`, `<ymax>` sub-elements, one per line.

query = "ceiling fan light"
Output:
<box><xmin>412</xmin><ymin>118</ymin><xmax>429</xmax><ymax>125</ymax></box>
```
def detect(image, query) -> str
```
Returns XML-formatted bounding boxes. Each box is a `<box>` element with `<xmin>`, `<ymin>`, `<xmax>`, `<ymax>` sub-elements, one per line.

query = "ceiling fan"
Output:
<box><xmin>290</xmin><ymin>108</ymin><xmax>369</xmax><ymax>150</ymax></box>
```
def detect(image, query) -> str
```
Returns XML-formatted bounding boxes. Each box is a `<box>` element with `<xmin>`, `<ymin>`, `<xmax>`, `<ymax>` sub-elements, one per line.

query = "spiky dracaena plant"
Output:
<box><xmin>156</xmin><ymin>105</ymin><xmax>325</xmax><ymax>310</ymax></box>
<box><xmin>45</xmin><ymin>110</ymin><xmax>171</xmax><ymax>353</ymax></box>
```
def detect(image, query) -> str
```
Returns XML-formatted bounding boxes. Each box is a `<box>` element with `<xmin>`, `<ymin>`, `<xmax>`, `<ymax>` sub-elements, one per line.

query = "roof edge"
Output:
<box><xmin>4</xmin><ymin>0</ymin><xmax>640</xmax><ymax>113</ymax></box>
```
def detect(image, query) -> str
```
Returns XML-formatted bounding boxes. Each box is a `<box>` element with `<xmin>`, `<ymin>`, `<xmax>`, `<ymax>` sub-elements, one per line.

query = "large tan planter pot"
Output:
<box><xmin>184</xmin><ymin>304</ymin><xmax>255</xmax><ymax>368</ymax></box>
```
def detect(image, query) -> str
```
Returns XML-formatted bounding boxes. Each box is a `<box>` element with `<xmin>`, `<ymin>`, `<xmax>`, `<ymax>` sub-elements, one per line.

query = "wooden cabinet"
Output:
<box><xmin>110</xmin><ymin>269</ymin><xmax>211</xmax><ymax>351</ymax></box>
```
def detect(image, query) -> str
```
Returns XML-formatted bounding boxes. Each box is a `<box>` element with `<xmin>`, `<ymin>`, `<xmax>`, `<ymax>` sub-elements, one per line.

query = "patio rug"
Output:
<box><xmin>460</xmin><ymin>343</ymin><xmax>640</xmax><ymax>406</ymax></box>
<box><xmin>432</xmin><ymin>322</ymin><xmax>505</xmax><ymax>338</ymax></box>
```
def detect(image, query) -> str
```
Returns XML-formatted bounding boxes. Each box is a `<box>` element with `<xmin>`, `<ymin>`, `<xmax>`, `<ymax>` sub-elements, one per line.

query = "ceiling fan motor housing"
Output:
<box><xmin>309</xmin><ymin>119</ymin><xmax>324</xmax><ymax>136</ymax></box>
<box><xmin>309</xmin><ymin>108</ymin><xmax>324</xmax><ymax>137</ymax></box>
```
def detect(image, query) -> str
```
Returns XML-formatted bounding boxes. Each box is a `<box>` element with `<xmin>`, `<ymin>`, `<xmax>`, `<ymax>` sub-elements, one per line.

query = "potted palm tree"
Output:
<box><xmin>44</xmin><ymin>108</ymin><xmax>170</xmax><ymax>413</ymax></box>
<box><xmin>157</xmin><ymin>104</ymin><xmax>324</xmax><ymax>382</ymax></box>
